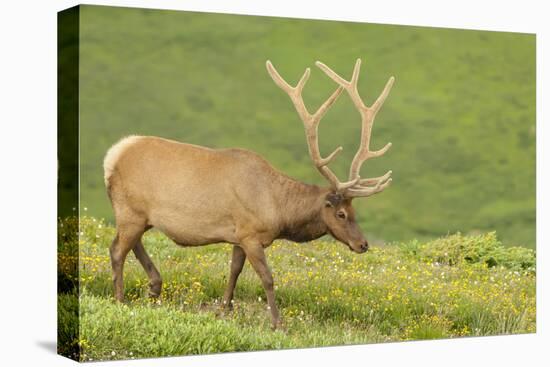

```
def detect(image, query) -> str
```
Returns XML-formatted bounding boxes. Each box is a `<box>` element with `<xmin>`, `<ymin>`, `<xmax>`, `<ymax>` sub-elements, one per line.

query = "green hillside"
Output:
<box><xmin>76</xmin><ymin>5</ymin><xmax>536</xmax><ymax>247</ymax></box>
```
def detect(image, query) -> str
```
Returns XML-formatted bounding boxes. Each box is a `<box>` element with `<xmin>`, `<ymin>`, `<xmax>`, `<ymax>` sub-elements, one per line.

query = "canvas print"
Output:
<box><xmin>57</xmin><ymin>5</ymin><xmax>536</xmax><ymax>362</ymax></box>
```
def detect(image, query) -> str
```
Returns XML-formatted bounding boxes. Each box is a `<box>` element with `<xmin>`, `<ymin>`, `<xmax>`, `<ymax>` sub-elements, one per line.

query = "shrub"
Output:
<box><xmin>399</xmin><ymin>232</ymin><xmax>535</xmax><ymax>272</ymax></box>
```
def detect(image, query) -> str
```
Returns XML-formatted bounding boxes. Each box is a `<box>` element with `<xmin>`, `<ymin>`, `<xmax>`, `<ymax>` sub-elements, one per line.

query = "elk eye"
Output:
<box><xmin>337</xmin><ymin>211</ymin><xmax>346</xmax><ymax>219</ymax></box>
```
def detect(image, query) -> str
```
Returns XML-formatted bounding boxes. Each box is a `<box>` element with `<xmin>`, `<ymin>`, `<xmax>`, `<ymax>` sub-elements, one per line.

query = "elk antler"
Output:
<box><xmin>315</xmin><ymin>59</ymin><xmax>394</xmax><ymax>198</ymax></box>
<box><xmin>266</xmin><ymin>61</ymin><xmax>360</xmax><ymax>191</ymax></box>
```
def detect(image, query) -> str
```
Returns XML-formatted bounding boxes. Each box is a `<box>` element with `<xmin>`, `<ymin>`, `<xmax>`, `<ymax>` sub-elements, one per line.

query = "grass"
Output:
<box><xmin>68</xmin><ymin>5</ymin><xmax>536</xmax><ymax>248</ymax></box>
<box><xmin>58</xmin><ymin>217</ymin><xmax>535</xmax><ymax>361</ymax></box>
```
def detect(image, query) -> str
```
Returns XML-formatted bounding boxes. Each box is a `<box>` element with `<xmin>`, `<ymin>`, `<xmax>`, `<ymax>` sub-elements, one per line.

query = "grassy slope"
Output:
<box><xmin>77</xmin><ymin>6</ymin><xmax>536</xmax><ymax>248</ymax></box>
<box><xmin>59</xmin><ymin>217</ymin><xmax>535</xmax><ymax>361</ymax></box>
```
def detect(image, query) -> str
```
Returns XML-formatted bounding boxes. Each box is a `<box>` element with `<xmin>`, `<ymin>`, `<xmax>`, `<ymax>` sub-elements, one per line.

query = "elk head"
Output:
<box><xmin>266</xmin><ymin>59</ymin><xmax>395</xmax><ymax>253</ymax></box>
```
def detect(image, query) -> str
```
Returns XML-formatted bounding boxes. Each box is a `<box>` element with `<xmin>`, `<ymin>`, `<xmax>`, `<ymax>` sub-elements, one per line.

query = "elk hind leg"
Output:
<box><xmin>133</xmin><ymin>240</ymin><xmax>162</xmax><ymax>298</ymax></box>
<box><xmin>110</xmin><ymin>223</ymin><xmax>145</xmax><ymax>302</ymax></box>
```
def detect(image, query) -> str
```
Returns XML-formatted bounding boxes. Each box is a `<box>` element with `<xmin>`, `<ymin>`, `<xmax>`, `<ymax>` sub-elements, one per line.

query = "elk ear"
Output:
<box><xmin>325</xmin><ymin>192</ymin><xmax>343</xmax><ymax>207</ymax></box>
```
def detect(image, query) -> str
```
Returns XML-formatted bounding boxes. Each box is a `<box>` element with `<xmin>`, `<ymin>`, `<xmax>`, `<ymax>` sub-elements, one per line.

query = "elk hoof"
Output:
<box><xmin>148</xmin><ymin>291</ymin><xmax>161</xmax><ymax>299</ymax></box>
<box><xmin>149</xmin><ymin>279</ymin><xmax>162</xmax><ymax>298</ymax></box>
<box><xmin>221</xmin><ymin>299</ymin><xmax>235</xmax><ymax>311</ymax></box>
<box><xmin>271</xmin><ymin>318</ymin><xmax>285</xmax><ymax>331</ymax></box>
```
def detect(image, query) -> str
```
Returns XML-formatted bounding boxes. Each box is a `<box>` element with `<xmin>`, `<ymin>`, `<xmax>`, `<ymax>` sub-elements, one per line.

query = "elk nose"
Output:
<box><xmin>360</xmin><ymin>241</ymin><xmax>369</xmax><ymax>252</ymax></box>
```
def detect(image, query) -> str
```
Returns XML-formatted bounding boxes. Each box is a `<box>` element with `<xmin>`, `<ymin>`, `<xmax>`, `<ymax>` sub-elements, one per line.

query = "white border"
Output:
<box><xmin>0</xmin><ymin>1</ymin><xmax>547</xmax><ymax>366</ymax></box>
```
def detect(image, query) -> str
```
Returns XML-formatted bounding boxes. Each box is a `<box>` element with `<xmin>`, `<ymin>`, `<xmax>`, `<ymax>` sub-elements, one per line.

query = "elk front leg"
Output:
<box><xmin>222</xmin><ymin>245</ymin><xmax>246</xmax><ymax>310</ymax></box>
<box><xmin>242</xmin><ymin>243</ymin><xmax>281</xmax><ymax>329</ymax></box>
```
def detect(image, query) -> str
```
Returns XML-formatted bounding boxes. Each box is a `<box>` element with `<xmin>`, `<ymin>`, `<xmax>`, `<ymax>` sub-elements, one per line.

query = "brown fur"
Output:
<box><xmin>104</xmin><ymin>135</ymin><xmax>369</xmax><ymax>329</ymax></box>
<box><xmin>104</xmin><ymin>59</ymin><xmax>395</xmax><ymax>329</ymax></box>
<box><xmin>103</xmin><ymin>56</ymin><xmax>397</xmax><ymax>330</ymax></box>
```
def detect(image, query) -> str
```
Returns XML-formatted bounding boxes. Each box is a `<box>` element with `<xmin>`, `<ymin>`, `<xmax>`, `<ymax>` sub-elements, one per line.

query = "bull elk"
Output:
<box><xmin>104</xmin><ymin>59</ymin><xmax>395</xmax><ymax>329</ymax></box>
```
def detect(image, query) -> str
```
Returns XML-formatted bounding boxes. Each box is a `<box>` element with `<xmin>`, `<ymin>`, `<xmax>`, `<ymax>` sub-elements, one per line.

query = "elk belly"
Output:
<box><xmin>149</xmin><ymin>208</ymin><xmax>238</xmax><ymax>246</ymax></box>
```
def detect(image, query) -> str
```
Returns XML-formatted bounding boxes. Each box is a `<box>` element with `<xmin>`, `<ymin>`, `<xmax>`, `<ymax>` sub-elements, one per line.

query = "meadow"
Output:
<box><xmin>58</xmin><ymin>216</ymin><xmax>535</xmax><ymax>361</ymax></box>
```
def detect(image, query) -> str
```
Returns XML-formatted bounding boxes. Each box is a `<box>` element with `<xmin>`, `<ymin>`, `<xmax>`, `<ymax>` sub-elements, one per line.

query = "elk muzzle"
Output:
<box><xmin>349</xmin><ymin>239</ymin><xmax>369</xmax><ymax>253</ymax></box>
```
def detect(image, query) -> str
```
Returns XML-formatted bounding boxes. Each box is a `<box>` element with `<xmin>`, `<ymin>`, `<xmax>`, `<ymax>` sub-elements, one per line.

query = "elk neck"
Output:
<box><xmin>274</xmin><ymin>175</ymin><xmax>330</xmax><ymax>243</ymax></box>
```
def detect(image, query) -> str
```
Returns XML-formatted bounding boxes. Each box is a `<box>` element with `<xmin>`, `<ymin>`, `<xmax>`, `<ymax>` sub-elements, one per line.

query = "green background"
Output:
<box><xmin>78</xmin><ymin>5</ymin><xmax>536</xmax><ymax>248</ymax></box>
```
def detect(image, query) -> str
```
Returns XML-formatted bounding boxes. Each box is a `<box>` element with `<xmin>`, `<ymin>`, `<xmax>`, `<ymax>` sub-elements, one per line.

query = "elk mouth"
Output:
<box><xmin>343</xmin><ymin>241</ymin><xmax>367</xmax><ymax>254</ymax></box>
<box><xmin>350</xmin><ymin>244</ymin><xmax>368</xmax><ymax>254</ymax></box>
<box><xmin>327</xmin><ymin>229</ymin><xmax>368</xmax><ymax>254</ymax></box>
